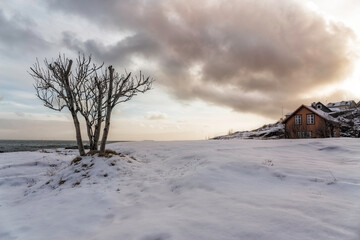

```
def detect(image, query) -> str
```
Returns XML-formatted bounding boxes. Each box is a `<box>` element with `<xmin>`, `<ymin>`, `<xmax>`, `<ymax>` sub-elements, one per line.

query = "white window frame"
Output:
<box><xmin>307</xmin><ymin>114</ymin><xmax>314</xmax><ymax>125</ymax></box>
<box><xmin>295</xmin><ymin>115</ymin><xmax>302</xmax><ymax>125</ymax></box>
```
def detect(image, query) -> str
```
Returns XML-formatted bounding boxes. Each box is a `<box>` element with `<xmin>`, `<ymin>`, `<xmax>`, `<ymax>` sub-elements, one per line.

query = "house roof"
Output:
<box><xmin>283</xmin><ymin>104</ymin><xmax>339</xmax><ymax>124</ymax></box>
<box><xmin>312</xmin><ymin>102</ymin><xmax>332</xmax><ymax>112</ymax></box>
<box><xmin>326</xmin><ymin>100</ymin><xmax>355</xmax><ymax>108</ymax></box>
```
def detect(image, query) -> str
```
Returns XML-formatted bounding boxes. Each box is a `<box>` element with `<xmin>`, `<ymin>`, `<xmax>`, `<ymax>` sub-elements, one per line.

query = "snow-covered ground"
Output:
<box><xmin>1</xmin><ymin>139</ymin><xmax>360</xmax><ymax>240</ymax></box>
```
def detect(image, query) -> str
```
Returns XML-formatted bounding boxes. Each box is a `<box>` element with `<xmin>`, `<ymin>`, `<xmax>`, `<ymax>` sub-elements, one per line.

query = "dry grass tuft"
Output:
<box><xmin>87</xmin><ymin>150</ymin><xmax>99</xmax><ymax>156</ymax></box>
<box><xmin>70</xmin><ymin>157</ymin><xmax>82</xmax><ymax>165</ymax></box>
<box><xmin>58</xmin><ymin>178</ymin><xmax>66</xmax><ymax>185</ymax></box>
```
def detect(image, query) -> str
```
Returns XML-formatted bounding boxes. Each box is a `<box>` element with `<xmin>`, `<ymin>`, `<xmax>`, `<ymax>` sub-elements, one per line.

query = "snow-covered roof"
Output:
<box><xmin>326</xmin><ymin>100</ymin><xmax>355</xmax><ymax>108</ymax></box>
<box><xmin>283</xmin><ymin>104</ymin><xmax>339</xmax><ymax>124</ymax></box>
<box><xmin>328</xmin><ymin>107</ymin><xmax>341</xmax><ymax>112</ymax></box>
<box><xmin>305</xmin><ymin>105</ymin><xmax>339</xmax><ymax>123</ymax></box>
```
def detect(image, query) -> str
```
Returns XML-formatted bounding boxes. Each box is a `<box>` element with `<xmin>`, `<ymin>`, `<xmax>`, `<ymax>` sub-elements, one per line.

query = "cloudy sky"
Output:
<box><xmin>0</xmin><ymin>0</ymin><xmax>359</xmax><ymax>141</ymax></box>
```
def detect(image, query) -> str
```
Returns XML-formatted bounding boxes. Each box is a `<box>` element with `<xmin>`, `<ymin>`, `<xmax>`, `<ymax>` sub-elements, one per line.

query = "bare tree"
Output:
<box><xmin>99</xmin><ymin>66</ymin><xmax>153</xmax><ymax>154</ymax></box>
<box><xmin>73</xmin><ymin>62</ymin><xmax>153</xmax><ymax>153</ymax></box>
<box><xmin>30</xmin><ymin>53</ymin><xmax>153</xmax><ymax>156</ymax></box>
<box><xmin>30</xmin><ymin>55</ymin><xmax>87</xmax><ymax>156</ymax></box>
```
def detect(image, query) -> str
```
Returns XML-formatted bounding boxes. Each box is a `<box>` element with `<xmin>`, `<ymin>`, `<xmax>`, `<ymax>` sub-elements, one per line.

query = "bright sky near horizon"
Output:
<box><xmin>0</xmin><ymin>0</ymin><xmax>359</xmax><ymax>141</ymax></box>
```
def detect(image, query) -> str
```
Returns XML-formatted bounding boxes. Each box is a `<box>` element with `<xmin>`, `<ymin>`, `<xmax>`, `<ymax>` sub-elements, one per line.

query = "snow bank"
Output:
<box><xmin>1</xmin><ymin>139</ymin><xmax>360</xmax><ymax>240</ymax></box>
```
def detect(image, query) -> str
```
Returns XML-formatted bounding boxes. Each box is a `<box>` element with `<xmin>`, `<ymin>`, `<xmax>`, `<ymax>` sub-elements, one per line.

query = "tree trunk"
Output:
<box><xmin>92</xmin><ymin>81</ymin><xmax>103</xmax><ymax>151</ymax></box>
<box><xmin>65</xmin><ymin>60</ymin><xmax>85</xmax><ymax>156</ymax></box>
<box><xmin>93</xmin><ymin>120</ymin><xmax>102</xmax><ymax>151</ymax></box>
<box><xmin>71</xmin><ymin>112</ymin><xmax>85</xmax><ymax>156</ymax></box>
<box><xmin>100</xmin><ymin>66</ymin><xmax>114</xmax><ymax>154</ymax></box>
<box><xmin>85</xmin><ymin>119</ymin><xmax>95</xmax><ymax>151</ymax></box>
<box><xmin>100</xmin><ymin>110</ymin><xmax>111</xmax><ymax>154</ymax></box>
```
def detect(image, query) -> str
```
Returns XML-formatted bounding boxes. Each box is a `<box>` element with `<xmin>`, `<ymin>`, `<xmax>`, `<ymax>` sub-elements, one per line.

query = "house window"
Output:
<box><xmin>307</xmin><ymin>114</ymin><xmax>314</xmax><ymax>125</ymax></box>
<box><xmin>297</xmin><ymin>131</ymin><xmax>312</xmax><ymax>138</ymax></box>
<box><xmin>295</xmin><ymin>115</ymin><xmax>302</xmax><ymax>125</ymax></box>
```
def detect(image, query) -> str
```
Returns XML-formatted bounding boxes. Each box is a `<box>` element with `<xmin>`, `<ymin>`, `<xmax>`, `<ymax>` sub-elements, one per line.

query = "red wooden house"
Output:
<box><xmin>283</xmin><ymin>104</ymin><xmax>340</xmax><ymax>138</ymax></box>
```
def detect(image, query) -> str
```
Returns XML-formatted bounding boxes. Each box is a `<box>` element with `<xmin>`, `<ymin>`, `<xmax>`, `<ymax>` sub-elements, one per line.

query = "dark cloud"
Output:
<box><xmin>48</xmin><ymin>0</ymin><xmax>356</xmax><ymax>118</ymax></box>
<box><xmin>62</xmin><ymin>31</ymin><xmax>160</xmax><ymax>66</ymax></box>
<box><xmin>0</xmin><ymin>10</ymin><xmax>49</xmax><ymax>56</ymax></box>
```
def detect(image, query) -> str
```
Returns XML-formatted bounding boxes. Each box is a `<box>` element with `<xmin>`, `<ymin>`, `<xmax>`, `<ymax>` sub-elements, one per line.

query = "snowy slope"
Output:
<box><xmin>213</xmin><ymin>122</ymin><xmax>285</xmax><ymax>140</ymax></box>
<box><xmin>336</xmin><ymin>108</ymin><xmax>360</xmax><ymax>137</ymax></box>
<box><xmin>1</xmin><ymin>139</ymin><xmax>360</xmax><ymax>240</ymax></box>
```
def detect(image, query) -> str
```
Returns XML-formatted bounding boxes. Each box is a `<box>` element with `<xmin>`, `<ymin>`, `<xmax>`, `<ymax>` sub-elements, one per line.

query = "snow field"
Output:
<box><xmin>0</xmin><ymin>139</ymin><xmax>360</xmax><ymax>240</ymax></box>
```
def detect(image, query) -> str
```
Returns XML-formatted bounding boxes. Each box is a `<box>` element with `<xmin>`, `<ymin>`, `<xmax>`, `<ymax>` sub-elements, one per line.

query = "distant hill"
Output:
<box><xmin>213</xmin><ymin>107</ymin><xmax>360</xmax><ymax>140</ymax></box>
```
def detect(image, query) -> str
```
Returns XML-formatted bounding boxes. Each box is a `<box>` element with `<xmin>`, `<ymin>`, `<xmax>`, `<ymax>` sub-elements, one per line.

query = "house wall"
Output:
<box><xmin>285</xmin><ymin>107</ymin><xmax>339</xmax><ymax>138</ymax></box>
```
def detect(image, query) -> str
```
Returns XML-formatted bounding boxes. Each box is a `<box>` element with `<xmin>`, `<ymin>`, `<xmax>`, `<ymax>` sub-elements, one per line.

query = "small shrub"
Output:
<box><xmin>46</xmin><ymin>167</ymin><xmax>57</xmax><ymax>176</ymax></box>
<box><xmin>327</xmin><ymin>171</ymin><xmax>337</xmax><ymax>185</ymax></box>
<box><xmin>27</xmin><ymin>178</ymin><xmax>36</xmax><ymax>187</ymax></box>
<box><xmin>262</xmin><ymin>159</ymin><xmax>274</xmax><ymax>166</ymax></box>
